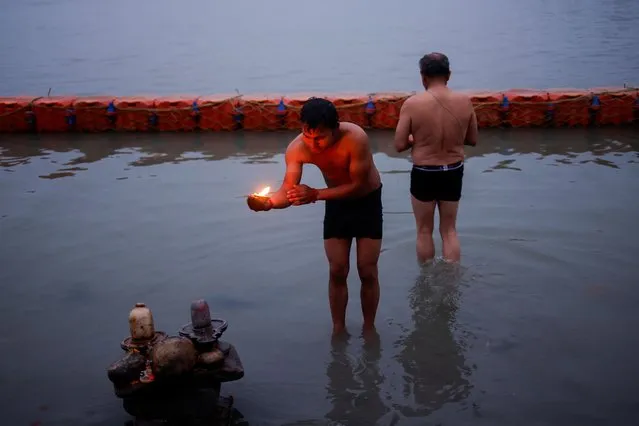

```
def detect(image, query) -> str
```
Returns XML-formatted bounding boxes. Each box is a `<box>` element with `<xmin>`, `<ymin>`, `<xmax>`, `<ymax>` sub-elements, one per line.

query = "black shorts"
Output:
<box><xmin>410</xmin><ymin>162</ymin><xmax>464</xmax><ymax>202</ymax></box>
<box><xmin>323</xmin><ymin>185</ymin><xmax>383</xmax><ymax>240</ymax></box>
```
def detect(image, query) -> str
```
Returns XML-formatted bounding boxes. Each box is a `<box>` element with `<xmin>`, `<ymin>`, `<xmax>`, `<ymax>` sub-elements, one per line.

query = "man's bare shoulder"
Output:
<box><xmin>285</xmin><ymin>135</ymin><xmax>306</xmax><ymax>160</ymax></box>
<box><xmin>453</xmin><ymin>90</ymin><xmax>472</xmax><ymax>100</ymax></box>
<box><xmin>340</xmin><ymin>121</ymin><xmax>367</xmax><ymax>137</ymax></box>
<box><xmin>401</xmin><ymin>93</ymin><xmax>422</xmax><ymax>108</ymax></box>
<box><xmin>450</xmin><ymin>91</ymin><xmax>474</xmax><ymax>107</ymax></box>
<box><xmin>339</xmin><ymin>122</ymin><xmax>370</xmax><ymax>151</ymax></box>
<box><xmin>403</xmin><ymin>92</ymin><xmax>436</xmax><ymax>111</ymax></box>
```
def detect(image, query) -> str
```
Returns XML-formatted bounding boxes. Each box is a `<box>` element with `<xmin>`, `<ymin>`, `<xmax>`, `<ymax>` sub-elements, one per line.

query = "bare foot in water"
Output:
<box><xmin>331</xmin><ymin>328</ymin><xmax>351</xmax><ymax>348</ymax></box>
<box><xmin>362</xmin><ymin>322</ymin><xmax>376</xmax><ymax>334</ymax></box>
<box><xmin>332</xmin><ymin>324</ymin><xmax>348</xmax><ymax>338</ymax></box>
<box><xmin>361</xmin><ymin>327</ymin><xmax>381</xmax><ymax>361</ymax></box>
<box><xmin>362</xmin><ymin>326</ymin><xmax>380</xmax><ymax>343</ymax></box>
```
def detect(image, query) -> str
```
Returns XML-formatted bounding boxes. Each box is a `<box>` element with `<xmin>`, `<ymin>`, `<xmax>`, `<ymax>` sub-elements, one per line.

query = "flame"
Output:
<box><xmin>254</xmin><ymin>186</ymin><xmax>270</xmax><ymax>197</ymax></box>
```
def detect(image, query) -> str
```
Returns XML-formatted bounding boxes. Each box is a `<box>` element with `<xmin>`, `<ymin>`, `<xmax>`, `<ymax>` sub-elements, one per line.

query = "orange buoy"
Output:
<box><xmin>74</xmin><ymin>96</ymin><xmax>116</xmax><ymax>132</ymax></box>
<box><xmin>470</xmin><ymin>91</ymin><xmax>502</xmax><ymax>128</ymax></box>
<box><xmin>114</xmin><ymin>97</ymin><xmax>156</xmax><ymax>132</ymax></box>
<box><xmin>154</xmin><ymin>96</ymin><xmax>197</xmax><ymax>132</ymax></box>
<box><xmin>32</xmin><ymin>96</ymin><xmax>76</xmax><ymax>132</ymax></box>
<box><xmin>594</xmin><ymin>87</ymin><xmax>637</xmax><ymax>125</ymax></box>
<box><xmin>0</xmin><ymin>97</ymin><xmax>33</xmax><ymax>133</ymax></box>
<box><xmin>505</xmin><ymin>89</ymin><xmax>550</xmax><ymax>127</ymax></box>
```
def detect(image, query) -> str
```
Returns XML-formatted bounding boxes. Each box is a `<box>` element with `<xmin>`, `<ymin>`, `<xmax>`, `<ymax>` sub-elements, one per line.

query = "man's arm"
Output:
<box><xmin>464</xmin><ymin>102</ymin><xmax>478</xmax><ymax>147</ymax></box>
<box><xmin>394</xmin><ymin>98</ymin><xmax>413</xmax><ymax>152</ymax></box>
<box><xmin>268</xmin><ymin>143</ymin><xmax>303</xmax><ymax>209</ymax></box>
<box><xmin>316</xmin><ymin>136</ymin><xmax>372</xmax><ymax>201</ymax></box>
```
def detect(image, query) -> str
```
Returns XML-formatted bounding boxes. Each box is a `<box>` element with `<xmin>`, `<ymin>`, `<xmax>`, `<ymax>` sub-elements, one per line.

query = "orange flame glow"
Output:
<box><xmin>253</xmin><ymin>186</ymin><xmax>270</xmax><ymax>197</ymax></box>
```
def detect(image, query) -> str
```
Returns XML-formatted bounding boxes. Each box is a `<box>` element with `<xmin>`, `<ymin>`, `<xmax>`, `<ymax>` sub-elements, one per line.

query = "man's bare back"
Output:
<box><xmin>396</xmin><ymin>86</ymin><xmax>477</xmax><ymax>166</ymax></box>
<box><xmin>393</xmin><ymin>52</ymin><xmax>478</xmax><ymax>264</ymax></box>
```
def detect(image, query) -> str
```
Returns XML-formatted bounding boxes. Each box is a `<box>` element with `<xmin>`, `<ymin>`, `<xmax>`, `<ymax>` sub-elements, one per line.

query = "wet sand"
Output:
<box><xmin>1</xmin><ymin>127</ymin><xmax>639</xmax><ymax>425</ymax></box>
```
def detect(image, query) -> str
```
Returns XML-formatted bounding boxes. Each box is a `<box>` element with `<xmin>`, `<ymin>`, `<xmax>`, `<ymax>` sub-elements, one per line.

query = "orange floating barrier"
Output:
<box><xmin>197</xmin><ymin>95</ymin><xmax>237</xmax><ymax>131</ymax></box>
<box><xmin>369</xmin><ymin>93</ymin><xmax>409</xmax><ymax>129</ymax></box>
<box><xmin>329</xmin><ymin>94</ymin><xmax>369</xmax><ymax>128</ymax></box>
<box><xmin>74</xmin><ymin>96</ymin><xmax>116</xmax><ymax>132</ymax></box>
<box><xmin>593</xmin><ymin>87</ymin><xmax>637</xmax><ymax>126</ymax></box>
<box><xmin>33</xmin><ymin>96</ymin><xmax>76</xmax><ymax>132</ymax></box>
<box><xmin>546</xmin><ymin>89</ymin><xmax>591</xmax><ymax>127</ymax></box>
<box><xmin>504</xmin><ymin>90</ymin><xmax>550</xmax><ymax>127</ymax></box>
<box><xmin>113</xmin><ymin>97</ymin><xmax>156</xmax><ymax>132</ymax></box>
<box><xmin>469</xmin><ymin>92</ymin><xmax>502</xmax><ymax>128</ymax></box>
<box><xmin>0</xmin><ymin>97</ymin><xmax>34</xmax><ymax>133</ymax></box>
<box><xmin>0</xmin><ymin>87</ymin><xmax>635</xmax><ymax>134</ymax></box>
<box><xmin>240</xmin><ymin>95</ymin><xmax>286</xmax><ymax>131</ymax></box>
<box><xmin>154</xmin><ymin>96</ymin><xmax>197</xmax><ymax>132</ymax></box>
<box><xmin>280</xmin><ymin>94</ymin><xmax>309</xmax><ymax>130</ymax></box>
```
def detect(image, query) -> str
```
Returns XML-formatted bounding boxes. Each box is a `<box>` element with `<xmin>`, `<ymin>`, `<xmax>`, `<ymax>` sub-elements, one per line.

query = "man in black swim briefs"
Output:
<box><xmin>410</xmin><ymin>161</ymin><xmax>465</xmax><ymax>204</ymax></box>
<box><xmin>246</xmin><ymin>97</ymin><xmax>384</xmax><ymax>335</ymax></box>
<box><xmin>394</xmin><ymin>52</ymin><xmax>478</xmax><ymax>264</ymax></box>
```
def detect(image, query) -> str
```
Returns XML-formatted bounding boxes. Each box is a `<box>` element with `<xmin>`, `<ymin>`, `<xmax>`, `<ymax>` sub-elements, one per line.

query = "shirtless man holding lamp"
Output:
<box><xmin>247</xmin><ymin>97</ymin><xmax>383</xmax><ymax>335</ymax></box>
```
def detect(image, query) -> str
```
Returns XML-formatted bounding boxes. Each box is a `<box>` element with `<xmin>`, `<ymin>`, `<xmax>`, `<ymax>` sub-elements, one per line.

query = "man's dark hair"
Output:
<box><xmin>419</xmin><ymin>52</ymin><xmax>450</xmax><ymax>78</ymax></box>
<box><xmin>300</xmin><ymin>97</ymin><xmax>339</xmax><ymax>130</ymax></box>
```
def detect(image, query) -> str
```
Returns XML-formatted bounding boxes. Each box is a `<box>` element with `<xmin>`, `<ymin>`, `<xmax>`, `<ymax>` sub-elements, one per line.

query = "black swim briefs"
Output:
<box><xmin>410</xmin><ymin>161</ymin><xmax>464</xmax><ymax>202</ymax></box>
<box><xmin>323</xmin><ymin>185</ymin><xmax>383</xmax><ymax>240</ymax></box>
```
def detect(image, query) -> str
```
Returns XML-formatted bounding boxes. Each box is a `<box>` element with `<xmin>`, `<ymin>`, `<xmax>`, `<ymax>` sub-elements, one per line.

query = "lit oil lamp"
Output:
<box><xmin>253</xmin><ymin>186</ymin><xmax>270</xmax><ymax>198</ymax></box>
<box><xmin>247</xmin><ymin>186</ymin><xmax>272</xmax><ymax>211</ymax></box>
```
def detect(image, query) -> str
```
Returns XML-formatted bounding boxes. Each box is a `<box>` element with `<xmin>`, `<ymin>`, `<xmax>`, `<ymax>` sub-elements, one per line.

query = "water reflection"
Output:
<box><xmin>324</xmin><ymin>330</ymin><xmax>390</xmax><ymax>426</ymax></box>
<box><xmin>392</xmin><ymin>261</ymin><xmax>473</xmax><ymax>418</ymax></box>
<box><xmin>481</xmin><ymin>159</ymin><xmax>522</xmax><ymax>173</ymax></box>
<box><xmin>284</xmin><ymin>266</ymin><xmax>475</xmax><ymax>426</ymax></box>
<box><xmin>1</xmin><ymin>127</ymin><xmax>638</xmax><ymax>179</ymax></box>
<box><xmin>0</xmin><ymin>131</ymin><xmax>294</xmax><ymax>178</ymax></box>
<box><xmin>2</xmin><ymin>126</ymin><xmax>639</xmax><ymax>426</ymax></box>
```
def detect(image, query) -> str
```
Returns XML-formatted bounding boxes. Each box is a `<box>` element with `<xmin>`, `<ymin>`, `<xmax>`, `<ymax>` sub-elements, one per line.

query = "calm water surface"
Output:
<box><xmin>1</xmin><ymin>128</ymin><xmax>639</xmax><ymax>425</ymax></box>
<box><xmin>2</xmin><ymin>0</ymin><xmax>639</xmax><ymax>423</ymax></box>
<box><xmin>1</xmin><ymin>0</ymin><xmax>638</xmax><ymax>96</ymax></box>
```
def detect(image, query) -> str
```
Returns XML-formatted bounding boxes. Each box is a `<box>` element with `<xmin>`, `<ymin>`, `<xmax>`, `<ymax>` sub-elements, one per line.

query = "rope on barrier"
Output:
<box><xmin>0</xmin><ymin>87</ymin><xmax>637</xmax><ymax>133</ymax></box>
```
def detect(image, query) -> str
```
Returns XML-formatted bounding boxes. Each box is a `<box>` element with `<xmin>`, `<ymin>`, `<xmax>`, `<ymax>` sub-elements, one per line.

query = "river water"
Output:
<box><xmin>1</xmin><ymin>127</ymin><xmax>639</xmax><ymax>425</ymax></box>
<box><xmin>2</xmin><ymin>0</ymin><xmax>639</xmax><ymax>425</ymax></box>
<box><xmin>0</xmin><ymin>0</ymin><xmax>638</xmax><ymax>96</ymax></box>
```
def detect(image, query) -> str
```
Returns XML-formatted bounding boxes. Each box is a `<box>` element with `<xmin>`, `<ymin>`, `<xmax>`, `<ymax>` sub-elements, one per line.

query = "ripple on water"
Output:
<box><xmin>1</xmin><ymin>128</ymin><xmax>639</xmax><ymax>426</ymax></box>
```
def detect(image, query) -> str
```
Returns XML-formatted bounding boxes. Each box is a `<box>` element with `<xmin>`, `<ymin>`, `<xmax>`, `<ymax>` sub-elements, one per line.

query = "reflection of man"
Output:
<box><xmin>325</xmin><ymin>332</ymin><xmax>389</xmax><ymax>424</ymax></box>
<box><xmin>394</xmin><ymin>52</ymin><xmax>478</xmax><ymax>264</ymax></box>
<box><xmin>247</xmin><ymin>97</ymin><xmax>383</xmax><ymax>335</ymax></box>
<box><xmin>394</xmin><ymin>263</ymin><xmax>472</xmax><ymax>417</ymax></box>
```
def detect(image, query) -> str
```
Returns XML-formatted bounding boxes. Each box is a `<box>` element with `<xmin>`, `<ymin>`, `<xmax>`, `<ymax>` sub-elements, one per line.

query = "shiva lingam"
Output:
<box><xmin>107</xmin><ymin>300</ymin><xmax>246</xmax><ymax>425</ymax></box>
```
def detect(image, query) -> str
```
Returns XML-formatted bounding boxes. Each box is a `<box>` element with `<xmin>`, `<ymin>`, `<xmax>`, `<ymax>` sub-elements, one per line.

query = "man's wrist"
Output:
<box><xmin>314</xmin><ymin>188</ymin><xmax>323</xmax><ymax>202</ymax></box>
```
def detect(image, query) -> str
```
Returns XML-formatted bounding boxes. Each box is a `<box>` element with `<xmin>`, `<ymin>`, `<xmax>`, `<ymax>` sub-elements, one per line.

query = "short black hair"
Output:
<box><xmin>300</xmin><ymin>97</ymin><xmax>339</xmax><ymax>130</ymax></box>
<box><xmin>419</xmin><ymin>52</ymin><xmax>450</xmax><ymax>78</ymax></box>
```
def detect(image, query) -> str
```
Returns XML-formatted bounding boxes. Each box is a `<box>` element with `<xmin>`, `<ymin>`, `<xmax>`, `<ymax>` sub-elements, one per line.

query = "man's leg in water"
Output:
<box><xmin>411</xmin><ymin>196</ymin><xmax>437</xmax><ymax>264</ymax></box>
<box><xmin>438</xmin><ymin>201</ymin><xmax>461</xmax><ymax>262</ymax></box>
<box><xmin>356</xmin><ymin>237</ymin><xmax>381</xmax><ymax>331</ymax></box>
<box><xmin>324</xmin><ymin>238</ymin><xmax>352</xmax><ymax>334</ymax></box>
